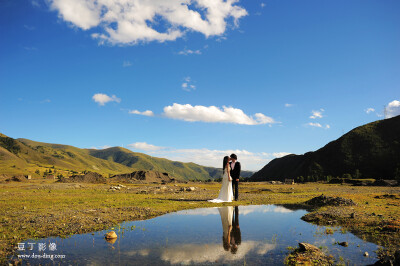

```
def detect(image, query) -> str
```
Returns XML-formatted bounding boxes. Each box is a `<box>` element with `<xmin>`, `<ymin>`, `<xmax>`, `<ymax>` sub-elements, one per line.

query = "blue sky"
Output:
<box><xmin>0</xmin><ymin>0</ymin><xmax>399</xmax><ymax>171</ymax></box>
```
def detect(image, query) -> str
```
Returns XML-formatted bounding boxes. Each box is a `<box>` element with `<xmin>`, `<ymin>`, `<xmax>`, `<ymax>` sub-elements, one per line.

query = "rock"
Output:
<box><xmin>350</xmin><ymin>213</ymin><xmax>355</xmax><ymax>218</ymax></box>
<box><xmin>186</xmin><ymin>187</ymin><xmax>196</xmax><ymax>192</ymax></box>
<box><xmin>338</xmin><ymin>242</ymin><xmax>348</xmax><ymax>247</ymax></box>
<box><xmin>160</xmin><ymin>186</ymin><xmax>168</xmax><ymax>191</ymax></box>
<box><xmin>299</xmin><ymin>242</ymin><xmax>320</xmax><ymax>252</ymax></box>
<box><xmin>180</xmin><ymin>187</ymin><xmax>185</xmax><ymax>191</ymax></box>
<box><xmin>364</xmin><ymin>252</ymin><xmax>369</xmax><ymax>257</ymax></box>
<box><xmin>105</xmin><ymin>231</ymin><xmax>117</xmax><ymax>239</ymax></box>
<box><xmin>59</xmin><ymin>172</ymin><xmax>106</xmax><ymax>184</ymax></box>
<box><xmin>105</xmin><ymin>237</ymin><xmax>117</xmax><ymax>244</ymax></box>
<box><xmin>305</xmin><ymin>194</ymin><xmax>356</xmax><ymax>207</ymax></box>
<box><xmin>286</xmin><ymin>243</ymin><xmax>334</xmax><ymax>265</ymax></box>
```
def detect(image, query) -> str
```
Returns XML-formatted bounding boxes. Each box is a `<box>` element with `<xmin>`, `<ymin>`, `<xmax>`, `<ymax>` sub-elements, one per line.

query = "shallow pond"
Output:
<box><xmin>14</xmin><ymin>205</ymin><xmax>379</xmax><ymax>265</ymax></box>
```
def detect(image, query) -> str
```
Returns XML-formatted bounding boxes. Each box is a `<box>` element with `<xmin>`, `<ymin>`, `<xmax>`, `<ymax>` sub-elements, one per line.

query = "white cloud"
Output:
<box><xmin>309</xmin><ymin>109</ymin><xmax>324</xmax><ymax>119</ymax></box>
<box><xmin>181</xmin><ymin>77</ymin><xmax>196</xmax><ymax>92</ymax></box>
<box><xmin>307</xmin><ymin>122</ymin><xmax>330</xmax><ymax>129</ymax></box>
<box><xmin>261</xmin><ymin>3</ymin><xmax>266</xmax><ymax>8</ymax></box>
<box><xmin>365</xmin><ymin>108</ymin><xmax>375</xmax><ymax>114</ymax></box>
<box><xmin>284</xmin><ymin>103</ymin><xmax>293</xmax><ymax>107</ymax></box>
<box><xmin>129</xmin><ymin>110</ymin><xmax>154</xmax><ymax>117</ymax></box>
<box><xmin>122</xmin><ymin>61</ymin><xmax>132</xmax><ymax>67</ymax></box>
<box><xmin>385</xmin><ymin>100</ymin><xmax>400</xmax><ymax>118</ymax></box>
<box><xmin>92</xmin><ymin>93</ymin><xmax>121</xmax><ymax>106</ymax></box>
<box><xmin>128</xmin><ymin>144</ymin><xmax>289</xmax><ymax>171</ymax></box>
<box><xmin>163</xmin><ymin>103</ymin><xmax>275</xmax><ymax>125</ymax></box>
<box><xmin>90</xmin><ymin>145</ymin><xmax>112</xmax><ymax>150</ymax></box>
<box><xmin>272</xmin><ymin>152</ymin><xmax>291</xmax><ymax>158</ymax></box>
<box><xmin>178</xmin><ymin>48</ymin><xmax>202</xmax><ymax>55</ymax></box>
<box><xmin>159</xmin><ymin>241</ymin><xmax>276</xmax><ymax>264</ymax></box>
<box><xmin>128</xmin><ymin>142</ymin><xmax>164</xmax><ymax>151</ymax></box>
<box><xmin>49</xmin><ymin>0</ymin><xmax>247</xmax><ymax>45</ymax></box>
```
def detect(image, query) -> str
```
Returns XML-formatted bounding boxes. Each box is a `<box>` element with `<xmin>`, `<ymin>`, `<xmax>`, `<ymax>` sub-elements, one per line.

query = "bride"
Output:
<box><xmin>209</xmin><ymin>156</ymin><xmax>234</xmax><ymax>203</ymax></box>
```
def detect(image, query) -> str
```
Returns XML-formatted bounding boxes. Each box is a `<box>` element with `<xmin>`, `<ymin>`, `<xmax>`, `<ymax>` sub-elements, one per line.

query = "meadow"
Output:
<box><xmin>1</xmin><ymin>179</ymin><xmax>399</xmax><ymax>264</ymax></box>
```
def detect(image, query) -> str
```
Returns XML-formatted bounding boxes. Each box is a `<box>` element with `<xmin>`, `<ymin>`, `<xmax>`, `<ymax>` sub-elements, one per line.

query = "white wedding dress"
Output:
<box><xmin>208</xmin><ymin>166</ymin><xmax>234</xmax><ymax>203</ymax></box>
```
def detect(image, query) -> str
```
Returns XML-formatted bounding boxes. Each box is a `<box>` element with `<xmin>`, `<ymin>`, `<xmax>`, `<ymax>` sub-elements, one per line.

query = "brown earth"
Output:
<box><xmin>110</xmin><ymin>170</ymin><xmax>174</xmax><ymax>183</ymax></box>
<box><xmin>58</xmin><ymin>171</ymin><xmax>106</xmax><ymax>184</ymax></box>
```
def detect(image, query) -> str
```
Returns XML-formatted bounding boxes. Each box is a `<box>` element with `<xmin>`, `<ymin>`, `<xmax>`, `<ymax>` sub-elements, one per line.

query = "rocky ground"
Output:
<box><xmin>0</xmin><ymin>179</ymin><xmax>399</xmax><ymax>265</ymax></box>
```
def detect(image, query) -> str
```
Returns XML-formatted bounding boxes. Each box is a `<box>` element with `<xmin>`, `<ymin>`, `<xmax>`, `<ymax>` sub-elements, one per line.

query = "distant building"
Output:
<box><xmin>285</xmin><ymin>179</ymin><xmax>295</xmax><ymax>184</ymax></box>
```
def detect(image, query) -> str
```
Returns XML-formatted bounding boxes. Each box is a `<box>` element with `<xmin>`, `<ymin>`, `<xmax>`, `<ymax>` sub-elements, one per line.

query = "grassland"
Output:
<box><xmin>1</xmin><ymin>180</ymin><xmax>399</xmax><ymax>264</ymax></box>
<box><xmin>0</xmin><ymin>133</ymin><xmax>253</xmax><ymax>180</ymax></box>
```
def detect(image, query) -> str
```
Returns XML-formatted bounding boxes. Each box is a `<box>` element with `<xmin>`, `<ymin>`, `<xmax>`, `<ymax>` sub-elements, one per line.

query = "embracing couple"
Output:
<box><xmin>209</xmin><ymin>154</ymin><xmax>241</xmax><ymax>203</ymax></box>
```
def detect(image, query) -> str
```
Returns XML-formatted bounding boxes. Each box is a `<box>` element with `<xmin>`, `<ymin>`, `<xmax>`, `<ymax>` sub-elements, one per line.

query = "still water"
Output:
<box><xmin>16</xmin><ymin>205</ymin><xmax>379</xmax><ymax>265</ymax></box>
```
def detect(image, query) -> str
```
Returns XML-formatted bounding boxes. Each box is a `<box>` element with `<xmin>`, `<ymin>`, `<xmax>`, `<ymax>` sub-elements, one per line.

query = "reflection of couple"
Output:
<box><xmin>219</xmin><ymin>206</ymin><xmax>241</xmax><ymax>254</ymax></box>
<box><xmin>209</xmin><ymin>154</ymin><xmax>241</xmax><ymax>203</ymax></box>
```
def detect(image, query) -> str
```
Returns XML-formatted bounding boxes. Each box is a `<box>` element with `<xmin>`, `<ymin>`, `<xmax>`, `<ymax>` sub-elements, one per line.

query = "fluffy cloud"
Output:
<box><xmin>92</xmin><ymin>93</ymin><xmax>121</xmax><ymax>106</ymax></box>
<box><xmin>160</xmin><ymin>241</ymin><xmax>276</xmax><ymax>264</ymax></box>
<box><xmin>309</xmin><ymin>109</ymin><xmax>324</xmax><ymax>119</ymax></box>
<box><xmin>284</xmin><ymin>103</ymin><xmax>293</xmax><ymax>107</ymax></box>
<box><xmin>385</xmin><ymin>100</ymin><xmax>400</xmax><ymax>118</ymax></box>
<box><xmin>49</xmin><ymin>0</ymin><xmax>247</xmax><ymax>45</ymax></box>
<box><xmin>128</xmin><ymin>145</ymin><xmax>290</xmax><ymax>171</ymax></box>
<box><xmin>307</xmin><ymin>122</ymin><xmax>330</xmax><ymax>129</ymax></box>
<box><xmin>308</xmin><ymin>122</ymin><xmax>322</xmax><ymax>128</ymax></box>
<box><xmin>272</xmin><ymin>152</ymin><xmax>291</xmax><ymax>158</ymax></box>
<box><xmin>129</xmin><ymin>110</ymin><xmax>154</xmax><ymax>116</ymax></box>
<box><xmin>163</xmin><ymin>103</ymin><xmax>275</xmax><ymax>125</ymax></box>
<box><xmin>365</xmin><ymin>108</ymin><xmax>375</xmax><ymax>114</ymax></box>
<box><xmin>128</xmin><ymin>142</ymin><xmax>164</xmax><ymax>151</ymax></box>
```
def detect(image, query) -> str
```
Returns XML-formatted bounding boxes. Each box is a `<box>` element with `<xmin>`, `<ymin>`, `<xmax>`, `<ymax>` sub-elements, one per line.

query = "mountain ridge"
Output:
<box><xmin>0</xmin><ymin>134</ymin><xmax>253</xmax><ymax>180</ymax></box>
<box><xmin>250</xmin><ymin>115</ymin><xmax>400</xmax><ymax>181</ymax></box>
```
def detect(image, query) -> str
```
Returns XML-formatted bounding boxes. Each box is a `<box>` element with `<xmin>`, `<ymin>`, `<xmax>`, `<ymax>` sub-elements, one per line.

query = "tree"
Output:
<box><xmin>353</xmin><ymin>169</ymin><xmax>361</xmax><ymax>179</ymax></box>
<box><xmin>394</xmin><ymin>168</ymin><xmax>400</xmax><ymax>182</ymax></box>
<box><xmin>35</xmin><ymin>169</ymin><xmax>40</xmax><ymax>175</ymax></box>
<box><xmin>342</xmin><ymin>173</ymin><xmax>352</xmax><ymax>179</ymax></box>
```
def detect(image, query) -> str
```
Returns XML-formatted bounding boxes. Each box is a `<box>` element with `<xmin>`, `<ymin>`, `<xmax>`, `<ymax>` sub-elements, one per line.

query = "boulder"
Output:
<box><xmin>305</xmin><ymin>194</ymin><xmax>356</xmax><ymax>207</ymax></box>
<box><xmin>105</xmin><ymin>231</ymin><xmax>117</xmax><ymax>239</ymax></box>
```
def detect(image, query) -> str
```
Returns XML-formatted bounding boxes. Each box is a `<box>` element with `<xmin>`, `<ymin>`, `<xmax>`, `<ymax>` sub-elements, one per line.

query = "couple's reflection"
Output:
<box><xmin>218</xmin><ymin>206</ymin><xmax>241</xmax><ymax>254</ymax></box>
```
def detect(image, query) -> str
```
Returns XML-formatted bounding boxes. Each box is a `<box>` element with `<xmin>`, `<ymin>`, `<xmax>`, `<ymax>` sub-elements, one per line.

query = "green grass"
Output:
<box><xmin>1</xmin><ymin>181</ymin><xmax>399</xmax><ymax>263</ymax></box>
<box><xmin>0</xmin><ymin>133</ymin><xmax>251</xmax><ymax>180</ymax></box>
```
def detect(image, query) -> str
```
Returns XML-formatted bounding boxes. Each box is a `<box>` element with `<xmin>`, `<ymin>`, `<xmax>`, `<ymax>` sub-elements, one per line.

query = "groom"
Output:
<box><xmin>230</xmin><ymin>154</ymin><xmax>241</xmax><ymax>201</ymax></box>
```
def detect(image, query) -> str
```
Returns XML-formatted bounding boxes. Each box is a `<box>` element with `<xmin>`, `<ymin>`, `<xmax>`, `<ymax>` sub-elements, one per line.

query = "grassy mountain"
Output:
<box><xmin>89</xmin><ymin>147</ymin><xmax>254</xmax><ymax>180</ymax></box>
<box><xmin>0</xmin><ymin>134</ymin><xmax>253</xmax><ymax>180</ymax></box>
<box><xmin>251</xmin><ymin>115</ymin><xmax>400</xmax><ymax>182</ymax></box>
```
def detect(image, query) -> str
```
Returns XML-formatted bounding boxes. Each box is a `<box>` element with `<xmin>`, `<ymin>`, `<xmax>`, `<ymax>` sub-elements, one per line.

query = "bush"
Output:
<box><xmin>342</xmin><ymin>173</ymin><xmax>352</xmax><ymax>179</ymax></box>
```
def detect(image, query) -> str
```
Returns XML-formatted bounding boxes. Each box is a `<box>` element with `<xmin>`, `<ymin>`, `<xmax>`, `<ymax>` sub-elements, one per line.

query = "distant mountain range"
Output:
<box><xmin>0</xmin><ymin>134</ymin><xmax>253</xmax><ymax>180</ymax></box>
<box><xmin>251</xmin><ymin>115</ymin><xmax>400</xmax><ymax>181</ymax></box>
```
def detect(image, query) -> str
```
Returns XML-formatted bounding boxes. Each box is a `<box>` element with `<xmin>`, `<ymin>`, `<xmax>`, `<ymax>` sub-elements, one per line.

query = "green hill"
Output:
<box><xmin>0</xmin><ymin>134</ymin><xmax>253</xmax><ymax>180</ymax></box>
<box><xmin>250</xmin><ymin>115</ymin><xmax>400</xmax><ymax>182</ymax></box>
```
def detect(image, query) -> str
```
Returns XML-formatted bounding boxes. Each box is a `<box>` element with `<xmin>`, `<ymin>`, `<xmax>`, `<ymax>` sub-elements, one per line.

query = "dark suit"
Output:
<box><xmin>230</xmin><ymin>161</ymin><xmax>241</xmax><ymax>200</ymax></box>
<box><xmin>231</xmin><ymin>206</ymin><xmax>241</xmax><ymax>245</ymax></box>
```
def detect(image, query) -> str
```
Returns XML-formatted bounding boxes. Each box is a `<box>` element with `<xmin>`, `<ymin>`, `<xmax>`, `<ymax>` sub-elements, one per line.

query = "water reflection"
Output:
<box><xmin>13</xmin><ymin>205</ymin><xmax>379</xmax><ymax>265</ymax></box>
